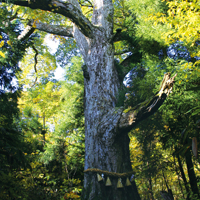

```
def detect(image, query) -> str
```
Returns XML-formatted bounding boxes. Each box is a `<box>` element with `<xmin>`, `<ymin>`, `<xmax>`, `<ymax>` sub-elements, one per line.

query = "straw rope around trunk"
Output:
<box><xmin>84</xmin><ymin>168</ymin><xmax>134</xmax><ymax>178</ymax></box>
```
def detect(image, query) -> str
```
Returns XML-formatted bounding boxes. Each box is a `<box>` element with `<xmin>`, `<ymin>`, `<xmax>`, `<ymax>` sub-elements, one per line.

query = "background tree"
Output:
<box><xmin>10</xmin><ymin>56</ymin><xmax>84</xmax><ymax>200</ymax></box>
<box><xmin>0</xmin><ymin>4</ymin><xmax>35</xmax><ymax>199</ymax></box>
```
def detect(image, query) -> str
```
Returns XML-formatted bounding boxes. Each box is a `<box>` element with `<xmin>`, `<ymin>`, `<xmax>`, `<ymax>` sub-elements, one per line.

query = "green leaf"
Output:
<box><xmin>192</xmin><ymin>108</ymin><xmax>200</xmax><ymax>116</ymax></box>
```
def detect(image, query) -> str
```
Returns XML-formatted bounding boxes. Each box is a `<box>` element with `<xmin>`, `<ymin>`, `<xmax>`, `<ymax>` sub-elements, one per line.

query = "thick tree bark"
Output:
<box><xmin>5</xmin><ymin>1</ymin><xmax>177</xmax><ymax>199</ymax></box>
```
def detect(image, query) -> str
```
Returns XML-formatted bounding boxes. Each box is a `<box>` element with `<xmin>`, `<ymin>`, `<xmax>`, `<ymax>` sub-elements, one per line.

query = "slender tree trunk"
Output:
<box><xmin>146</xmin><ymin>142</ymin><xmax>154</xmax><ymax>200</ymax></box>
<box><xmin>176</xmin><ymin>153</ymin><xmax>191</xmax><ymax>200</ymax></box>
<box><xmin>148</xmin><ymin>174</ymin><xmax>154</xmax><ymax>200</ymax></box>
<box><xmin>161</xmin><ymin>171</ymin><xmax>174</xmax><ymax>200</ymax></box>
<box><xmin>173</xmin><ymin>156</ymin><xmax>188</xmax><ymax>200</ymax></box>
<box><xmin>185</xmin><ymin>148</ymin><xmax>200</xmax><ymax>198</ymax></box>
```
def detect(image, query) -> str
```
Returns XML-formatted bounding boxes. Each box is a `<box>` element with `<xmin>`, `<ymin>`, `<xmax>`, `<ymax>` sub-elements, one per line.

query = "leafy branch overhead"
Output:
<box><xmin>2</xmin><ymin>0</ymin><xmax>97</xmax><ymax>38</ymax></box>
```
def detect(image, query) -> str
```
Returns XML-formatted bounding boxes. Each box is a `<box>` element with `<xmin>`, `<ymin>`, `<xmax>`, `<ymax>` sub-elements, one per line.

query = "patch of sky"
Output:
<box><xmin>123</xmin><ymin>67</ymin><xmax>137</xmax><ymax>87</ymax></box>
<box><xmin>44</xmin><ymin>34</ymin><xmax>66</xmax><ymax>81</ymax></box>
<box><xmin>167</xmin><ymin>41</ymin><xmax>191</xmax><ymax>61</ymax></box>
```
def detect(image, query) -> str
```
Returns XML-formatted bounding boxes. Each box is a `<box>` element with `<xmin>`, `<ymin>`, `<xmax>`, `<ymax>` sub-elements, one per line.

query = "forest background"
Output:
<box><xmin>0</xmin><ymin>0</ymin><xmax>200</xmax><ymax>199</ymax></box>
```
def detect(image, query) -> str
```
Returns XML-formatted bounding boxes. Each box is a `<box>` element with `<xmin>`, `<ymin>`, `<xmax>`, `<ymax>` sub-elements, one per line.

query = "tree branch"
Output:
<box><xmin>50</xmin><ymin>0</ymin><xmax>96</xmax><ymax>38</ymax></box>
<box><xmin>114</xmin><ymin>50</ymin><xmax>131</xmax><ymax>55</ymax></box>
<box><xmin>27</xmin><ymin>20</ymin><xmax>73</xmax><ymax>37</ymax></box>
<box><xmin>17</xmin><ymin>25</ymin><xmax>35</xmax><ymax>41</ymax></box>
<box><xmin>18</xmin><ymin>21</ymin><xmax>72</xmax><ymax>43</ymax></box>
<box><xmin>2</xmin><ymin>0</ymin><xmax>97</xmax><ymax>38</ymax></box>
<box><xmin>31</xmin><ymin>45</ymin><xmax>39</xmax><ymax>87</ymax></box>
<box><xmin>116</xmin><ymin>52</ymin><xmax>142</xmax><ymax>79</ymax></box>
<box><xmin>118</xmin><ymin>73</ymin><xmax>177</xmax><ymax>132</ymax></box>
<box><xmin>79</xmin><ymin>0</ymin><xmax>93</xmax><ymax>8</ymax></box>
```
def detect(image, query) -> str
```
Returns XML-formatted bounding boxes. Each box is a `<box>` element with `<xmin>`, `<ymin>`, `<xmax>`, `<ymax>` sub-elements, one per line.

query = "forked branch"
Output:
<box><xmin>1</xmin><ymin>0</ymin><xmax>96</xmax><ymax>38</ymax></box>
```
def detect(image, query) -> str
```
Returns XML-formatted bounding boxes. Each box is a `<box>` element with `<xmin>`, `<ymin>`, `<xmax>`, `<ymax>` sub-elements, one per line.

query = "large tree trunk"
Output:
<box><xmin>80</xmin><ymin>21</ymin><xmax>141</xmax><ymax>199</ymax></box>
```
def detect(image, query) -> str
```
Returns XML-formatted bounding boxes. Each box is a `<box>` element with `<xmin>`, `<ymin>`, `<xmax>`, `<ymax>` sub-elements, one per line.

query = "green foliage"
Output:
<box><xmin>10</xmin><ymin>56</ymin><xmax>85</xmax><ymax>200</ymax></box>
<box><xmin>0</xmin><ymin>6</ymin><xmax>36</xmax><ymax>199</ymax></box>
<box><xmin>121</xmin><ymin>0</ymin><xmax>200</xmax><ymax>199</ymax></box>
